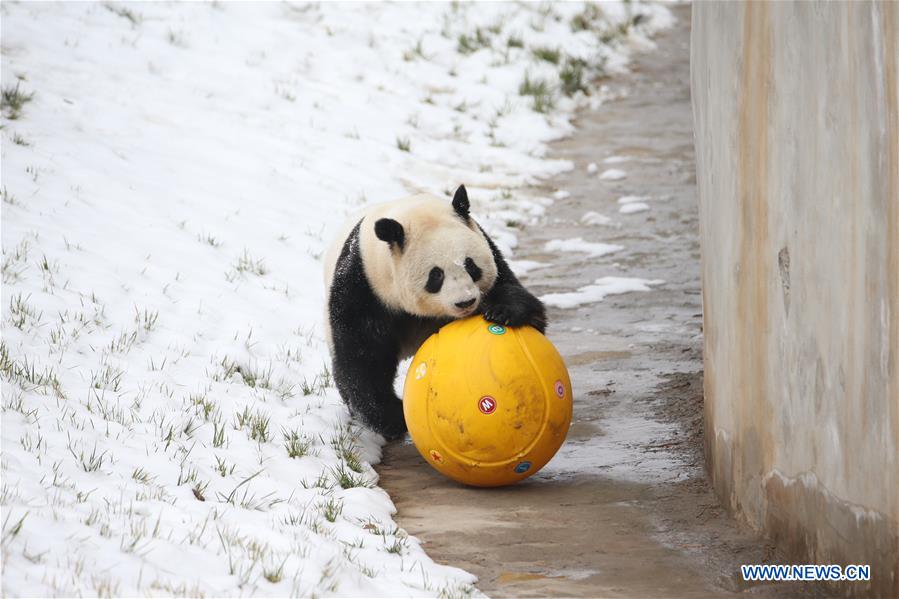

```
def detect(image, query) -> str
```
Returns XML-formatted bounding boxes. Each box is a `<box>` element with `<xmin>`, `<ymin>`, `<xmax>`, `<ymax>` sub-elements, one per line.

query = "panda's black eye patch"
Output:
<box><xmin>425</xmin><ymin>267</ymin><xmax>444</xmax><ymax>293</ymax></box>
<box><xmin>464</xmin><ymin>257</ymin><xmax>482</xmax><ymax>282</ymax></box>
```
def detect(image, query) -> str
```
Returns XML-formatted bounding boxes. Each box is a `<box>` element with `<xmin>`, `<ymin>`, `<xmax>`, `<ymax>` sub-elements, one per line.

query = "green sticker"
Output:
<box><xmin>488</xmin><ymin>324</ymin><xmax>506</xmax><ymax>335</ymax></box>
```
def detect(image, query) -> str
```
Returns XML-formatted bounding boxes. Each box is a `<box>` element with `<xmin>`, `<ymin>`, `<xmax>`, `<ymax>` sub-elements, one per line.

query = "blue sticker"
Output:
<box><xmin>514</xmin><ymin>461</ymin><xmax>532</xmax><ymax>474</ymax></box>
<box><xmin>488</xmin><ymin>324</ymin><xmax>506</xmax><ymax>335</ymax></box>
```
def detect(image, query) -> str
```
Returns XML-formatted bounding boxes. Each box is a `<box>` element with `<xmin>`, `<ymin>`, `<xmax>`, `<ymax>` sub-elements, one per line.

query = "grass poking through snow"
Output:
<box><xmin>1</xmin><ymin>82</ymin><xmax>34</xmax><ymax>120</ymax></box>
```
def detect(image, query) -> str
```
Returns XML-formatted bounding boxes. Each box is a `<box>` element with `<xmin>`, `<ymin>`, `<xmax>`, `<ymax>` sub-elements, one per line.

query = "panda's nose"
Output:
<box><xmin>455</xmin><ymin>298</ymin><xmax>476</xmax><ymax>309</ymax></box>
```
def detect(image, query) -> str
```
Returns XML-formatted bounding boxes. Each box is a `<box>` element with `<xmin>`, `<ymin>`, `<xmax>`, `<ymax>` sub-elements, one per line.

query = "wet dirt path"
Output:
<box><xmin>378</xmin><ymin>7</ymin><xmax>812</xmax><ymax>597</ymax></box>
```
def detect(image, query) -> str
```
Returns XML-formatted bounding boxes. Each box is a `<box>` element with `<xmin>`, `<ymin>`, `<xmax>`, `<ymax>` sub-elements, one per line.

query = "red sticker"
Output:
<box><xmin>429</xmin><ymin>449</ymin><xmax>444</xmax><ymax>463</ymax></box>
<box><xmin>478</xmin><ymin>396</ymin><xmax>497</xmax><ymax>414</ymax></box>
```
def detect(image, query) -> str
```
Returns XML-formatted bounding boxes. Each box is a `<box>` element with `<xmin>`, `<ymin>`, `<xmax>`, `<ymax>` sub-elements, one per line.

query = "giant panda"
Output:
<box><xmin>323</xmin><ymin>185</ymin><xmax>546</xmax><ymax>440</ymax></box>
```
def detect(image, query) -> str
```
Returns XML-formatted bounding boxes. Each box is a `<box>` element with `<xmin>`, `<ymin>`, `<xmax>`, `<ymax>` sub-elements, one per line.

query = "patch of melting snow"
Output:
<box><xmin>580</xmin><ymin>211</ymin><xmax>613</xmax><ymax>226</ymax></box>
<box><xmin>509</xmin><ymin>259</ymin><xmax>550</xmax><ymax>276</ymax></box>
<box><xmin>552</xmin><ymin>190</ymin><xmax>571</xmax><ymax>200</ymax></box>
<box><xmin>556</xmin><ymin>568</ymin><xmax>601</xmax><ymax>581</ymax></box>
<box><xmin>603</xmin><ymin>155</ymin><xmax>630</xmax><ymax>164</ymax></box>
<box><xmin>587</xmin><ymin>162</ymin><xmax>599</xmax><ymax>174</ymax></box>
<box><xmin>619</xmin><ymin>202</ymin><xmax>650</xmax><ymax>214</ymax></box>
<box><xmin>544</xmin><ymin>238</ymin><xmax>623</xmax><ymax>258</ymax></box>
<box><xmin>599</xmin><ymin>168</ymin><xmax>627</xmax><ymax>181</ymax></box>
<box><xmin>617</xmin><ymin>194</ymin><xmax>649</xmax><ymax>204</ymax></box>
<box><xmin>541</xmin><ymin>277</ymin><xmax>664</xmax><ymax>309</ymax></box>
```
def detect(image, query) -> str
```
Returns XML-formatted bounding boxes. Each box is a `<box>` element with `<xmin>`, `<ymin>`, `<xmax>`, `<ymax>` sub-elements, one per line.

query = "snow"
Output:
<box><xmin>617</xmin><ymin>194</ymin><xmax>648</xmax><ymax>204</ymax></box>
<box><xmin>552</xmin><ymin>190</ymin><xmax>572</xmax><ymax>201</ymax></box>
<box><xmin>1</xmin><ymin>1</ymin><xmax>672</xmax><ymax>596</ymax></box>
<box><xmin>544</xmin><ymin>238</ymin><xmax>624</xmax><ymax>258</ymax></box>
<box><xmin>619</xmin><ymin>202</ymin><xmax>651</xmax><ymax>214</ymax></box>
<box><xmin>580</xmin><ymin>211</ymin><xmax>613</xmax><ymax>226</ymax></box>
<box><xmin>508</xmin><ymin>260</ymin><xmax>550</xmax><ymax>276</ymax></box>
<box><xmin>599</xmin><ymin>168</ymin><xmax>628</xmax><ymax>181</ymax></box>
<box><xmin>603</xmin><ymin>155</ymin><xmax>630</xmax><ymax>164</ymax></box>
<box><xmin>541</xmin><ymin>277</ymin><xmax>665</xmax><ymax>309</ymax></box>
<box><xmin>587</xmin><ymin>162</ymin><xmax>599</xmax><ymax>174</ymax></box>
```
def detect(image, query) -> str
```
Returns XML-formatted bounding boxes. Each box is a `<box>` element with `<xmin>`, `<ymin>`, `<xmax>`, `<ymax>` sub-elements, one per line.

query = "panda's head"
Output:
<box><xmin>363</xmin><ymin>186</ymin><xmax>498</xmax><ymax>319</ymax></box>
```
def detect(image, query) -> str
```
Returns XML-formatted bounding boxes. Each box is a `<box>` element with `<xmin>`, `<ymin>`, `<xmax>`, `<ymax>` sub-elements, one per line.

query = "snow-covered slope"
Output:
<box><xmin>1</xmin><ymin>2</ymin><xmax>670</xmax><ymax>596</ymax></box>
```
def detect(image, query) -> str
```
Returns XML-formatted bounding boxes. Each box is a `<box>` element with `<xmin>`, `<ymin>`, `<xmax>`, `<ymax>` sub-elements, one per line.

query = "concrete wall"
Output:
<box><xmin>691</xmin><ymin>2</ymin><xmax>898</xmax><ymax>595</ymax></box>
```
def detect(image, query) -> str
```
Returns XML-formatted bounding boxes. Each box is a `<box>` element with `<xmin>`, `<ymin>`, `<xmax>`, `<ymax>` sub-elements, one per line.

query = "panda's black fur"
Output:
<box><xmin>327</xmin><ymin>185</ymin><xmax>546</xmax><ymax>440</ymax></box>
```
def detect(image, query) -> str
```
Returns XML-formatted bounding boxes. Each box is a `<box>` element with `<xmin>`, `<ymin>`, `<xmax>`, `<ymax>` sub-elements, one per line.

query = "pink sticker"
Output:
<box><xmin>478</xmin><ymin>396</ymin><xmax>497</xmax><ymax>414</ymax></box>
<box><xmin>554</xmin><ymin>380</ymin><xmax>565</xmax><ymax>398</ymax></box>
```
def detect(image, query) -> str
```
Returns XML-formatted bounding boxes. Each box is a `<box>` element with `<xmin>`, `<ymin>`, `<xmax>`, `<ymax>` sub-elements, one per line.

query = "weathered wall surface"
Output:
<box><xmin>691</xmin><ymin>2</ymin><xmax>898</xmax><ymax>595</ymax></box>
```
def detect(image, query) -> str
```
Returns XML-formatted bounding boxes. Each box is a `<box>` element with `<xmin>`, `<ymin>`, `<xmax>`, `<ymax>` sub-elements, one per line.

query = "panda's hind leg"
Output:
<box><xmin>327</xmin><ymin>221</ymin><xmax>408</xmax><ymax>440</ymax></box>
<box><xmin>331</xmin><ymin>335</ymin><xmax>407</xmax><ymax>441</ymax></box>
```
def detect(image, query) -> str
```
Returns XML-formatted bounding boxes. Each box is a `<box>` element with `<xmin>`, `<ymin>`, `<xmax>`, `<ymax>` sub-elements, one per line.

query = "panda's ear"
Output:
<box><xmin>452</xmin><ymin>185</ymin><xmax>470</xmax><ymax>220</ymax></box>
<box><xmin>374</xmin><ymin>218</ymin><xmax>405</xmax><ymax>251</ymax></box>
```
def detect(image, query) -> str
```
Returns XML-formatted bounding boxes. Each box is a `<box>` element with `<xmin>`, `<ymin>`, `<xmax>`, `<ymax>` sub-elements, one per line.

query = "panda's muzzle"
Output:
<box><xmin>455</xmin><ymin>298</ymin><xmax>476</xmax><ymax>310</ymax></box>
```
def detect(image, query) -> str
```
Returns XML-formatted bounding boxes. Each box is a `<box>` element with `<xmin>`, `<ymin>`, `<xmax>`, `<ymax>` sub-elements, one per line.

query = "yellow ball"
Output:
<box><xmin>403</xmin><ymin>316</ymin><xmax>572</xmax><ymax>487</ymax></box>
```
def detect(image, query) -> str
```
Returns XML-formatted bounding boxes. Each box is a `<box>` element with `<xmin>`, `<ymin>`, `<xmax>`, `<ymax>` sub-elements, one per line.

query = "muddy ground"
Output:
<box><xmin>378</xmin><ymin>6</ymin><xmax>818</xmax><ymax>597</ymax></box>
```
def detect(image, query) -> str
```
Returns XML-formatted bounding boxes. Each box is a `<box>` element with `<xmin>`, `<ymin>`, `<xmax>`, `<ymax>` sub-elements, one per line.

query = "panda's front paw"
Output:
<box><xmin>483</xmin><ymin>290</ymin><xmax>547</xmax><ymax>332</ymax></box>
<box><xmin>484</xmin><ymin>303</ymin><xmax>529</xmax><ymax>328</ymax></box>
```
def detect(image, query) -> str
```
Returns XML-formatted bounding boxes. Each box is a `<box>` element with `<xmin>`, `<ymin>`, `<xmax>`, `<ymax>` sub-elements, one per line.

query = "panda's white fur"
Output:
<box><xmin>324</xmin><ymin>186</ymin><xmax>545</xmax><ymax>440</ymax></box>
